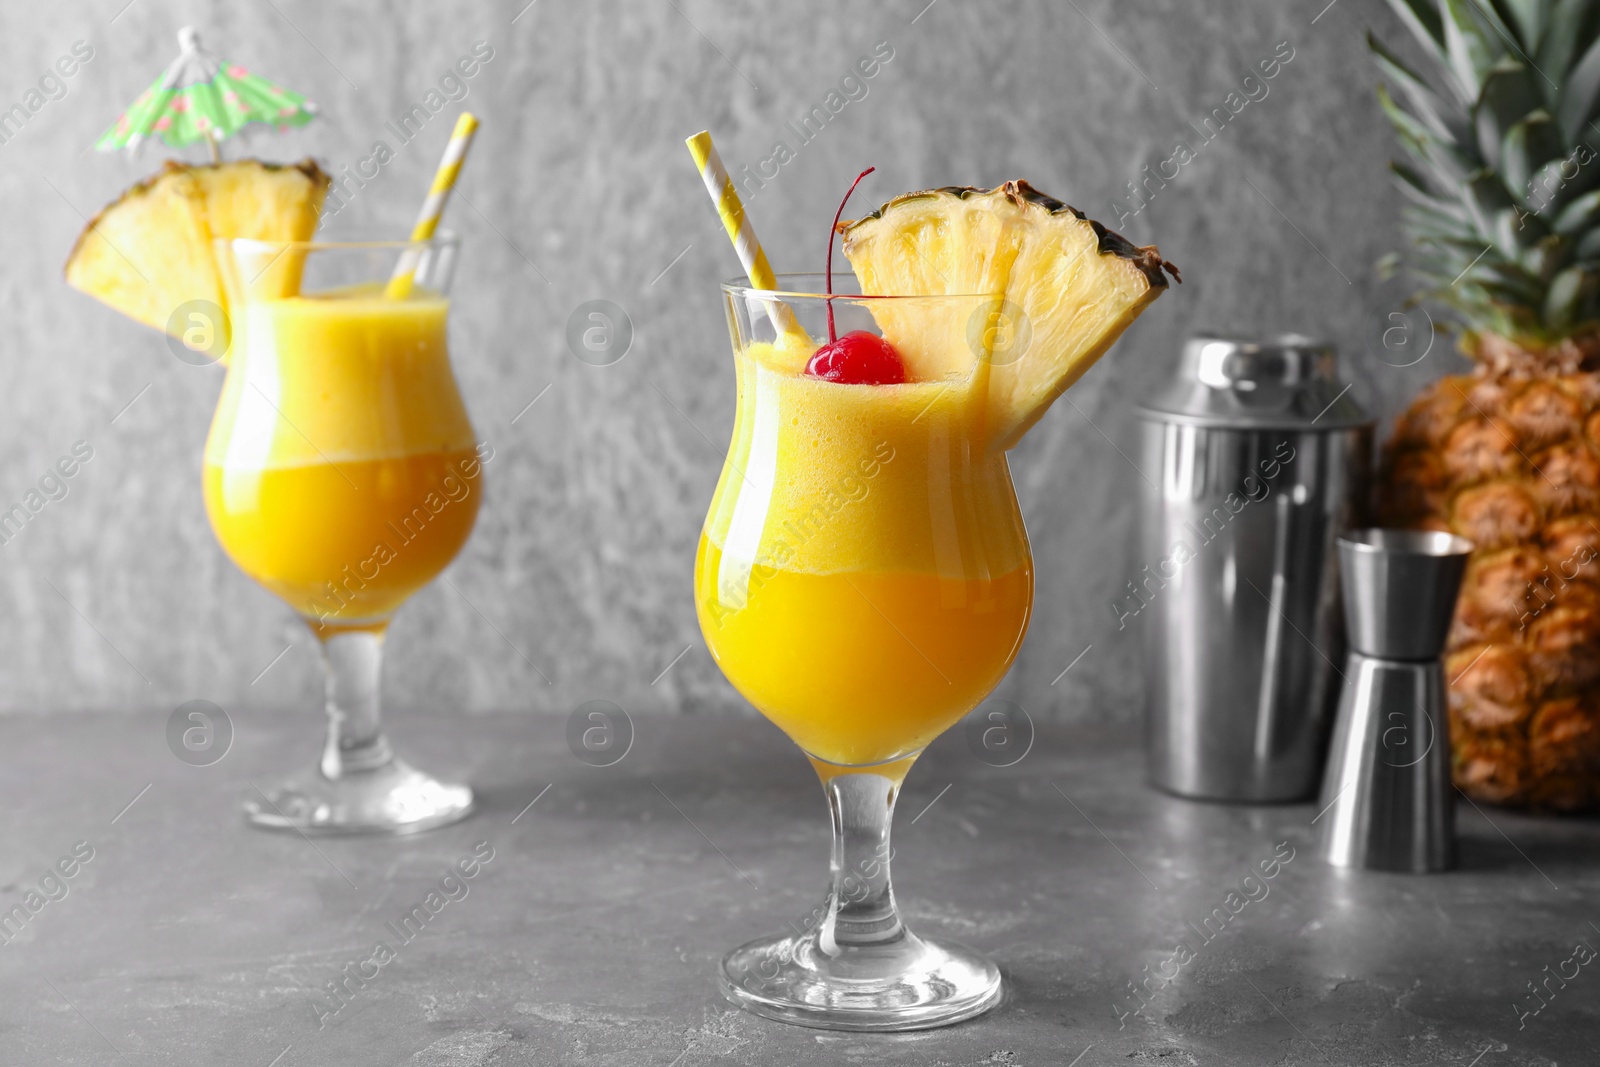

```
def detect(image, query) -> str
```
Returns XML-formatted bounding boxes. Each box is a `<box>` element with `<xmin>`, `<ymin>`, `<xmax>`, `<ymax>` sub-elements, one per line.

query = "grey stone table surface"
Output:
<box><xmin>2</xmin><ymin>709</ymin><xmax>1597</xmax><ymax>1066</ymax></box>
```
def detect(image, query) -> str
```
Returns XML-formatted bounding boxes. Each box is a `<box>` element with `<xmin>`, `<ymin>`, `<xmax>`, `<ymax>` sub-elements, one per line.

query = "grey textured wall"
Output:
<box><xmin>0</xmin><ymin>0</ymin><xmax>1439</xmax><ymax>719</ymax></box>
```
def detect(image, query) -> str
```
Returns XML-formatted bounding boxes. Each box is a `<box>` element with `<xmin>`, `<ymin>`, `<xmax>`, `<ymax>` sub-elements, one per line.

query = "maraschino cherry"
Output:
<box><xmin>805</xmin><ymin>167</ymin><xmax>907</xmax><ymax>386</ymax></box>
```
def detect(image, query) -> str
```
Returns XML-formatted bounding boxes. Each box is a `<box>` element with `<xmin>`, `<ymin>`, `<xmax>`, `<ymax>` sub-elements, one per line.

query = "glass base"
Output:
<box><xmin>718</xmin><ymin>927</ymin><xmax>1002</xmax><ymax>1031</ymax></box>
<box><xmin>244</xmin><ymin>757</ymin><xmax>475</xmax><ymax>836</ymax></box>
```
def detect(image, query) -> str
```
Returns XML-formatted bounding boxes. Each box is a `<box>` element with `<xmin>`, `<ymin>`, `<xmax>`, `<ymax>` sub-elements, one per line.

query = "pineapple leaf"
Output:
<box><xmin>1493</xmin><ymin>279</ymin><xmax>1552</xmax><ymax>309</ymax></box>
<box><xmin>1477</xmin><ymin>288</ymin><xmax>1541</xmax><ymax>332</ymax></box>
<box><xmin>1384</xmin><ymin>0</ymin><xmax>1447</xmax><ymax>52</ymax></box>
<box><xmin>1465</xmin><ymin>0</ymin><xmax>1527</xmax><ymax>54</ymax></box>
<box><xmin>1516</xmin><ymin>239</ymin><xmax>1567</xmax><ymax>283</ymax></box>
<box><xmin>1442</xmin><ymin>0</ymin><xmax>1504</xmax><ymax>102</ymax></box>
<box><xmin>1378</xmin><ymin>84</ymin><xmax>1475</xmax><ymax>184</ymax></box>
<box><xmin>1544</xmin><ymin>263</ymin><xmax>1588</xmax><ymax>329</ymax></box>
<box><xmin>1416</xmin><ymin>232</ymin><xmax>1489</xmax><ymax>265</ymax></box>
<box><xmin>1380</xmin><ymin>84</ymin><xmax>1451</xmax><ymax>164</ymax></box>
<box><xmin>1488</xmin><ymin>0</ymin><xmax>1542</xmax><ymax>47</ymax></box>
<box><xmin>1378</xmin><ymin>81</ymin><xmax>1442</xmax><ymax>150</ymax></box>
<box><xmin>1382</xmin><ymin>0</ymin><xmax>1446</xmax><ymax>53</ymax></box>
<box><xmin>1405</xmin><ymin>206</ymin><xmax>1480</xmax><ymax>243</ymax></box>
<box><xmin>1558</xmin><ymin>34</ymin><xmax>1600</xmax><ymax>140</ymax></box>
<box><xmin>1513</xmin><ymin>205</ymin><xmax>1554</xmax><ymax>247</ymax></box>
<box><xmin>1370</xmin><ymin>32</ymin><xmax>1470</xmax><ymax>141</ymax></box>
<box><xmin>1406</xmin><ymin>202</ymin><xmax>1480</xmax><ymax>242</ymax></box>
<box><xmin>1577</xmin><ymin>228</ymin><xmax>1600</xmax><ymax>258</ymax></box>
<box><xmin>1464</xmin><ymin>170</ymin><xmax>1518</xmax><ymax>245</ymax></box>
<box><xmin>1475</xmin><ymin>62</ymin><xmax>1548</xmax><ymax>169</ymax></box>
<box><xmin>1554</xmin><ymin>186</ymin><xmax>1600</xmax><ymax>232</ymax></box>
<box><xmin>1495</xmin><ymin>204</ymin><xmax>1531</xmax><ymax>253</ymax></box>
<box><xmin>1515</xmin><ymin>246</ymin><xmax>1552</xmax><ymax>281</ymax></box>
<box><xmin>1501</xmin><ymin>111</ymin><xmax>1567</xmax><ymax>197</ymax></box>
<box><xmin>1393</xmin><ymin>160</ymin><xmax>1470</xmax><ymax>217</ymax></box>
<box><xmin>1537</xmin><ymin>0</ymin><xmax>1599</xmax><ymax>82</ymax></box>
<box><xmin>1526</xmin><ymin>149</ymin><xmax>1600</xmax><ymax>215</ymax></box>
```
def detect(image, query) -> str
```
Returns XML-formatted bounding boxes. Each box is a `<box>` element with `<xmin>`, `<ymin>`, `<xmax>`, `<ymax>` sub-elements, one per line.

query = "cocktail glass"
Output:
<box><xmin>206</xmin><ymin>234</ymin><xmax>483</xmax><ymax>835</ymax></box>
<box><xmin>696</xmin><ymin>275</ymin><xmax>1034</xmax><ymax>1029</ymax></box>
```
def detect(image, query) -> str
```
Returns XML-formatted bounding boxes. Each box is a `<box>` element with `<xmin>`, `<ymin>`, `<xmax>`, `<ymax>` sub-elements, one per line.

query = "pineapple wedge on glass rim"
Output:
<box><xmin>64</xmin><ymin>158</ymin><xmax>330</xmax><ymax>364</ymax></box>
<box><xmin>839</xmin><ymin>180</ymin><xmax>1178</xmax><ymax>450</ymax></box>
<box><xmin>1370</xmin><ymin>0</ymin><xmax>1600</xmax><ymax>809</ymax></box>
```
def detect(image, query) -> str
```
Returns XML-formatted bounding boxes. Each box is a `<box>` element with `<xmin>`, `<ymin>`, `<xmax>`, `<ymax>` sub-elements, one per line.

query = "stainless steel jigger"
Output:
<box><xmin>1315</xmin><ymin>528</ymin><xmax>1473</xmax><ymax>872</ymax></box>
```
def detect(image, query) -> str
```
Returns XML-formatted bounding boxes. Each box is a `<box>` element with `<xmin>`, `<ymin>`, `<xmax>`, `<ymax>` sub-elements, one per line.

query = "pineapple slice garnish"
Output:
<box><xmin>841</xmin><ymin>181</ymin><xmax>1177</xmax><ymax>450</ymax></box>
<box><xmin>64</xmin><ymin>159</ymin><xmax>329</xmax><ymax>363</ymax></box>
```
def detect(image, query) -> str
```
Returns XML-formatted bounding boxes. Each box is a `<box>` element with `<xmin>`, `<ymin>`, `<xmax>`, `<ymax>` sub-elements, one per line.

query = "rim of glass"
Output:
<box><xmin>221</xmin><ymin>229</ymin><xmax>461</xmax><ymax>253</ymax></box>
<box><xmin>1339</xmin><ymin>528</ymin><xmax>1474</xmax><ymax>557</ymax></box>
<box><xmin>723</xmin><ymin>271</ymin><xmax>998</xmax><ymax>301</ymax></box>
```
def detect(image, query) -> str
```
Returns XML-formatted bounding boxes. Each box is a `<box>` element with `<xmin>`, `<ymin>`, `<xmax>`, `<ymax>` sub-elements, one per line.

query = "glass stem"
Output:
<box><xmin>316</xmin><ymin>628</ymin><xmax>394</xmax><ymax>779</ymax></box>
<box><xmin>815</xmin><ymin>769</ymin><xmax>906</xmax><ymax>954</ymax></box>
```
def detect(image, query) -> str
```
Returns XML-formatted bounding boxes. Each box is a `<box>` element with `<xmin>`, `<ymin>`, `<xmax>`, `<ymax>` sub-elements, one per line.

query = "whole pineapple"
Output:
<box><xmin>1373</xmin><ymin>0</ymin><xmax>1600</xmax><ymax>810</ymax></box>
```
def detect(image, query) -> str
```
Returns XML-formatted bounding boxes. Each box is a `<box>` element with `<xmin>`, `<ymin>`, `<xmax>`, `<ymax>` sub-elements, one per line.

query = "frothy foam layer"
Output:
<box><xmin>702</xmin><ymin>342</ymin><xmax>1028</xmax><ymax>587</ymax></box>
<box><xmin>205</xmin><ymin>290</ymin><xmax>476</xmax><ymax>470</ymax></box>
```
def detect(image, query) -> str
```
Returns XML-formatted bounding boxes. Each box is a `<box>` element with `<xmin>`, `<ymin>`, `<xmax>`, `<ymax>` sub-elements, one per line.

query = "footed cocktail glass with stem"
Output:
<box><xmin>695</xmin><ymin>274</ymin><xmax>1034</xmax><ymax>1029</ymax></box>
<box><xmin>206</xmin><ymin>234</ymin><xmax>483</xmax><ymax>835</ymax></box>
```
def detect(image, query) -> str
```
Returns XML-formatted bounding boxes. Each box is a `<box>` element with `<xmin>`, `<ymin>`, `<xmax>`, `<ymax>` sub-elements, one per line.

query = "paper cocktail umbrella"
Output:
<box><xmin>94</xmin><ymin>26</ymin><xmax>316</xmax><ymax>159</ymax></box>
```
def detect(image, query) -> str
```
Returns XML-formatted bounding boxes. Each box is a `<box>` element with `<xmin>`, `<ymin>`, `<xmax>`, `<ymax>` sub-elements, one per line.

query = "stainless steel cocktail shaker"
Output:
<box><xmin>1133</xmin><ymin>335</ymin><xmax>1372</xmax><ymax>802</ymax></box>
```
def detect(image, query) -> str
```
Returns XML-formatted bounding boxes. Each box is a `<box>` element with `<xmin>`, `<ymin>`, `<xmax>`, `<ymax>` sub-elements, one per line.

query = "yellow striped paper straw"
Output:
<box><xmin>685</xmin><ymin>130</ymin><xmax>801</xmax><ymax>336</ymax></box>
<box><xmin>385</xmin><ymin>112</ymin><xmax>480</xmax><ymax>299</ymax></box>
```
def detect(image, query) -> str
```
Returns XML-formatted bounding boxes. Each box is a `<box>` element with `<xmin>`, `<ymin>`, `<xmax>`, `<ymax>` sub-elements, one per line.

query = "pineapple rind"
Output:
<box><xmin>844</xmin><ymin>182</ymin><xmax>1172</xmax><ymax>288</ymax></box>
<box><xmin>1380</xmin><ymin>370</ymin><xmax>1600</xmax><ymax>811</ymax></box>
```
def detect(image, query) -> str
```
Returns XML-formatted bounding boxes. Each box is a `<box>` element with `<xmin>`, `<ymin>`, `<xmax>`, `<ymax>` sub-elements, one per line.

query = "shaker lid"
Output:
<box><xmin>1134</xmin><ymin>334</ymin><xmax>1370</xmax><ymax>430</ymax></box>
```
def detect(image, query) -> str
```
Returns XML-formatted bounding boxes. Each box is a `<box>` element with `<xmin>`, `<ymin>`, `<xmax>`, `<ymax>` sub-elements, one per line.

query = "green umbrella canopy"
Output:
<box><xmin>95</xmin><ymin>26</ymin><xmax>316</xmax><ymax>157</ymax></box>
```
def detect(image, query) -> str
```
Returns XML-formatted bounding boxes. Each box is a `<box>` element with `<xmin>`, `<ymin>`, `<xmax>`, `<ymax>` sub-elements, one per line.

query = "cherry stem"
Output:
<box><xmin>826</xmin><ymin>166</ymin><xmax>875</xmax><ymax>344</ymax></box>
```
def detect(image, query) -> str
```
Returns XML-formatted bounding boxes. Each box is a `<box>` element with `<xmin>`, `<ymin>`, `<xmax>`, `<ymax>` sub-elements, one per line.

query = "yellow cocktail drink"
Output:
<box><xmin>687</xmin><ymin>158</ymin><xmax>1174</xmax><ymax>1029</ymax></box>
<box><xmin>205</xmin><ymin>451</ymin><xmax>480</xmax><ymax>627</ymax></box>
<box><xmin>695</xmin><ymin>340</ymin><xmax>1032</xmax><ymax>767</ymax></box>
<box><xmin>203</xmin><ymin>286</ymin><xmax>481</xmax><ymax>630</ymax></box>
<box><xmin>62</xmin><ymin>144</ymin><xmax>492</xmax><ymax>833</ymax></box>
